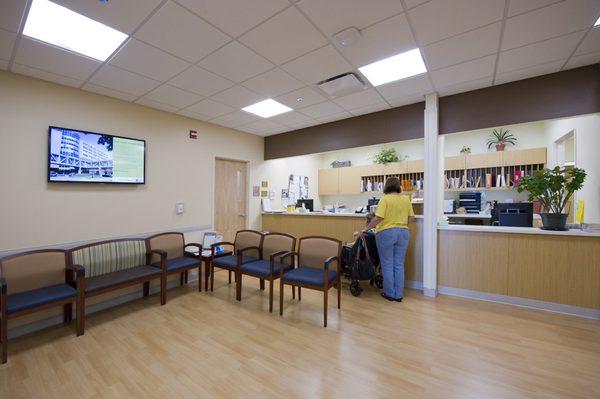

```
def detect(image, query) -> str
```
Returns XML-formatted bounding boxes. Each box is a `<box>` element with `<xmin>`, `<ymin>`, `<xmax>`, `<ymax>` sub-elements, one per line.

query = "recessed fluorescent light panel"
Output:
<box><xmin>242</xmin><ymin>99</ymin><xmax>292</xmax><ymax>118</ymax></box>
<box><xmin>23</xmin><ymin>0</ymin><xmax>128</xmax><ymax>61</ymax></box>
<box><xmin>595</xmin><ymin>16</ymin><xmax>600</xmax><ymax>26</ymax></box>
<box><xmin>359</xmin><ymin>48</ymin><xmax>427</xmax><ymax>87</ymax></box>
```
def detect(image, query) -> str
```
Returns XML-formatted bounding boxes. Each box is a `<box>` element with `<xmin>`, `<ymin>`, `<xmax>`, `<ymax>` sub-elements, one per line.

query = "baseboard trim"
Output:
<box><xmin>405</xmin><ymin>280</ymin><xmax>423</xmax><ymax>291</ymax></box>
<box><xmin>0</xmin><ymin>225</ymin><xmax>212</xmax><ymax>258</ymax></box>
<box><xmin>8</xmin><ymin>274</ymin><xmax>200</xmax><ymax>339</ymax></box>
<box><xmin>438</xmin><ymin>286</ymin><xmax>600</xmax><ymax>320</ymax></box>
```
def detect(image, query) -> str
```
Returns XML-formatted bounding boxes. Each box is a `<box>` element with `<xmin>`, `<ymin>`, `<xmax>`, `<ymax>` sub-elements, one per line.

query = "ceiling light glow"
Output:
<box><xmin>358</xmin><ymin>48</ymin><xmax>427</xmax><ymax>87</ymax></box>
<box><xmin>595</xmin><ymin>16</ymin><xmax>600</xmax><ymax>26</ymax></box>
<box><xmin>242</xmin><ymin>99</ymin><xmax>292</xmax><ymax>118</ymax></box>
<box><xmin>23</xmin><ymin>0</ymin><xmax>128</xmax><ymax>61</ymax></box>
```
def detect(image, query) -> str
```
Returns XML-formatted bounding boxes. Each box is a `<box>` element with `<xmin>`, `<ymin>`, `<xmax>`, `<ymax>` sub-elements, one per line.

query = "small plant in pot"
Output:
<box><xmin>516</xmin><ymin>166</ymin><xmax>586</xmax><ymax>230</ymax></box>
<box><xmin>373</xmin><ymin>147</ymin><xmax>400</xmax><ymax>165</ymax></box>
<box><xmin>460</xmin><ymin>145</ymin><xmax>471</xmax><ymax>155</ymax></box>
<box><xmin>487</xmin><ymin>128</ymin><xmax>517</xmax><ymax>151</ymax></box>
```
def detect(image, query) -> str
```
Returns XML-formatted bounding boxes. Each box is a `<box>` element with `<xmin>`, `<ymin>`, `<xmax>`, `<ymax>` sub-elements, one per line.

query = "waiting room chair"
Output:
<box><xmin>146</xmin><ymin>232</ymin><xmax>202</xmax><ymax>304</ymax></box>
<box><xmin>279</xmin><ymin>236</ymin><xmax>342</xmax><ymax>327</ymax></box>
<box><xmin>0</xmin><ymin>249</ymin><xmax>84</xmax><ymax>364</ymax></box>
<box><xmin>238</xmin><ymin>232</ymin><xmax>296</xmax><ymax>312</ymax></box>
<box><xmin>210</xmin><ymin>230</ymin><xmax>262</xmax><ymax>300</ymax></box>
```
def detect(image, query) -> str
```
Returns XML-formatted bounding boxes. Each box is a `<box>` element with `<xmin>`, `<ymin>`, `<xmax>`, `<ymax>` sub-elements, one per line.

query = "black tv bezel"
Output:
<box><xmin>47</xmin><ymin>125</ymin><xmax>146</xmax><ymax>185</ymax></box>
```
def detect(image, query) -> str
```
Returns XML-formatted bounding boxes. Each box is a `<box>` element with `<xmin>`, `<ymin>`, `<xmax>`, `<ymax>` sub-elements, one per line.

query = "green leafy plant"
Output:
<box><xmin>516</xmin><ymin>166</ymin><xmax>586</xmax><ymax>214</ymax></box>
<box><xmin>460</xmin><ymin>145</ymin><xmax>471</xmax><ymax>155</ymax></box>
<box><xmin>373</xmin><ymin>147</ymin><xmax>400</xmax><ymax>164</ymax></box>
<box><xmin>487</xmin><ymin>128</ymin><xmax>517</xmax><ymax>150</ymax></box>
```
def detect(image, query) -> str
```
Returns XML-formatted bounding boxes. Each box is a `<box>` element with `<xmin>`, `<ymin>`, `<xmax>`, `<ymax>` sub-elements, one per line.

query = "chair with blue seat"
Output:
<box><xmin>238</xmin><ymin>232</ymin><xmax>296</xmax><ymax>312</ymax></box>
<box><xmin>209</xmin><ymin>230</ymin><xmax>262</xmax><ymax>300</ymax></box>
<box><xmin>279</xmin><ymin>236</ymin><xmax>342</xmax><ymax>327</ymax></box>
<box><xmin>0</xmin><ymin>249</ymin><xmax>84</xmax><ymax>364</ymax></box>
<box><xmin>146</xmin><ymin>232</ymin><xmax>202</xmax><ymax>304</ymax></box>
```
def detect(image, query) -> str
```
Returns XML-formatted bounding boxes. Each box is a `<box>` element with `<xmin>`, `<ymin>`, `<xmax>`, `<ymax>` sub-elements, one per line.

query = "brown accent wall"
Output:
<box><xmin>264</xmin><ymin>64</ymin><xmax>599</xmax><ymax>160</ymax></box>
<box><xmin>439</xmin><ymin>64</ymin><xmax>600</xmax><ymax>135</ymax></box>
<box><xmin>264</xmin><ymin>101</ymin><xmax>424</xmax><ymax>160</ymax></box>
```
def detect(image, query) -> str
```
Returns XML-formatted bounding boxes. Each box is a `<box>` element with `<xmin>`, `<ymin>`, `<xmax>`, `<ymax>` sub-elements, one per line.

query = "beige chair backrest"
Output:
<box><xmin>234</xmin><ymin>230</ymin><xmax>262</xmax><ymax>259</ymax></box>
<box><xmin>261</xmin><ymin>233</ymin><xmax>295</xmax><ymax>261</ymax></box>
<box><xmin>0</xmin><ymin>250</ymin><xmax>67</xmax><ymax>295</ymax></box>
<box><xmin>147</xmin><ymin>233</ymin><xmax>184</xmax><ymax>262</ymax></box>
<box><xmin>298</xmin><ymin>237</ymin><xmax>341</xmax><ymax>270</ymax></box>
<box><xmin>70</xmin><ymin>239</ymin><xmax>147</xmax><ymax>278</ymax></box>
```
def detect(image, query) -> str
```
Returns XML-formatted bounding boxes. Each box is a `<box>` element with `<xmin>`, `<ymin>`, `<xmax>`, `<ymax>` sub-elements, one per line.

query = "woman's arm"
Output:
<box><xmin>364</xmin><ymin>216</ymin><xmax>383</xmax><ymax>232</ymax></box>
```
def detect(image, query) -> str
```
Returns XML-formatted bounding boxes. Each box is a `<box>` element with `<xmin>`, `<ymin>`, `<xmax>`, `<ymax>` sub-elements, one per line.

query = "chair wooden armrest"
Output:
<box><xmin>146</xmin><ymin>249</ymin><xmax>167</xmax><ymax>271</ymax></box>
<box><xmin>66</xmin><ymin>264</ymin><xmax>86</xmax><ymax>278</ymax></box>
<box><xmin>278</xmin><ymin>251</ymin><xmax>297</xmax><ymax>276</ymax></box>
<box><xmin>268</xmin><ymin>250</ymin><xmax>288</xmax><ymax>274</ymax></box>
<box><xmin>0</xmin><ymin>277</ymin><xmax>6</xmax><ymax>295</ymax></box>
<box><xmin>236</xmin><ymin>247</ymin><xmax>261</xmax><ymax>266</ymax></box>
<box><xmin>323</xmin><ymin>256</ymin><xmax>339</xmax><ymax>285</ymax></box>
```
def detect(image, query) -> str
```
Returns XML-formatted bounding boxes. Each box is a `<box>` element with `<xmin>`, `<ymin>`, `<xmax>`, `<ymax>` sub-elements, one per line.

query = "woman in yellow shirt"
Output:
<box><xmin>364</xmin><ymin>177</ymin><xmax>414</xmax><ymax>302</ymax></box>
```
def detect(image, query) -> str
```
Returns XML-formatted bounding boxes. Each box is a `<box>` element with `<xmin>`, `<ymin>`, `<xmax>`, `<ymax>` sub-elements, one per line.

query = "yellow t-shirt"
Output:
<box><xmin>375</xmin><ymin>194</ymin><xmax>414</xmax><ymax>233</ymax></box>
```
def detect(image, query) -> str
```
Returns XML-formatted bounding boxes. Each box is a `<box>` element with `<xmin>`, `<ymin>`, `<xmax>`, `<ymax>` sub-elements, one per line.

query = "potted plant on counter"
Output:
<box><xmin>373</xmin><ymin>147</ymin><xmax>400</xmax><ymax>165</ymax></box>
<box><xmin>487</xmin><ymin>128</ymin><xmax>516</xmax><ymax>151</ymax></box>
<box><xmin>516</xmin><ymin>166</ymin><xmax>586</xmax><ymax>230</ymax></box>
<box><xmin>460</xmin><ymin>145</ymin><xmax>471</xmax><ymax>155</ymax></box>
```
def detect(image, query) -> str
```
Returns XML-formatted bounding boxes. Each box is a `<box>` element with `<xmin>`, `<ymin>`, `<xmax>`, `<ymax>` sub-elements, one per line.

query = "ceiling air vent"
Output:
<box><xmin>316</xmin><ymin>72</ymin><xmax>366</xmax><ymax>98</ymax></box>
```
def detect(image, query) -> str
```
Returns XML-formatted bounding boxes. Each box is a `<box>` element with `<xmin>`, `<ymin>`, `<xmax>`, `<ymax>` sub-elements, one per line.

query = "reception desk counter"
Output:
<box><xmin>261</xmin><ymin>212</ymin><xmax>423</xmax><ymax>286</ymax></box>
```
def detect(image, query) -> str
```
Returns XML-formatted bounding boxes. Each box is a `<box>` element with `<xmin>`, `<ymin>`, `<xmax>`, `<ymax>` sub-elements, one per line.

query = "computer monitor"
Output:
<box><xmin>296</xmin><ymin>199</ymin><xmax>314</xmax><ymax>212</ymax></box>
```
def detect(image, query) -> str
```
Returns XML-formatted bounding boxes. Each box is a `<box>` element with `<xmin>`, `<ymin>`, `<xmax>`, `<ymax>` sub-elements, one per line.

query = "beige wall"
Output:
<box><xmin>0</xmin><ymin>70</ymin><xmax>264</xmax><ymax>252</ymax></box>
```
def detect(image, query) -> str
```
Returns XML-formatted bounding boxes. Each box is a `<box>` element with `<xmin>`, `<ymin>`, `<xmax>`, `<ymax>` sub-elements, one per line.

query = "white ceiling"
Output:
<box><xmin>1</xmin><ymin>0</ymin><xmax>599</xmax><ymax>137</ymax></box>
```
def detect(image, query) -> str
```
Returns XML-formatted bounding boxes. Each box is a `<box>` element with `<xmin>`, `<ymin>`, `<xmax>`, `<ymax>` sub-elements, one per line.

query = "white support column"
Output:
<box><xmin>423</xmin><ymin>92</ymin><xmax>442</xmax><ymax>297</ymax></box>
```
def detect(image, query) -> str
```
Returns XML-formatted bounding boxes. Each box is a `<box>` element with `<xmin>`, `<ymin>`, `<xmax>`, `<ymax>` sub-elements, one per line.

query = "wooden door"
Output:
<box><xmin>214</xmin><ymin>158</ymin><xmax>248</xmax><ymax>242</ymax></box>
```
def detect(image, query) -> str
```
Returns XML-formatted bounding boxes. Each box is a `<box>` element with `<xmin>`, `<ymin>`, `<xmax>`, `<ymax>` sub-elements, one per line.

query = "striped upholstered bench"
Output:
<box><xmin>68</xmin><ymin>239</ymin><xmax>164</xmax><ymax>328</ymax></box>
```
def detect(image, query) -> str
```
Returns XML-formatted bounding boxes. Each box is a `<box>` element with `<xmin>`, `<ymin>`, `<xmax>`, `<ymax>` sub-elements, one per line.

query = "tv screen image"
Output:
<box><xmin>48</xmin><ymin>126</ymin><xmax>145</xmax><ymax>184</ymax></box>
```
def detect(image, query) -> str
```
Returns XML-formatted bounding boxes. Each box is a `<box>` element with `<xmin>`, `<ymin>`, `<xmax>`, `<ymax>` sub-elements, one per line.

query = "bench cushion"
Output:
<box><xmin>71</xmin><ymin>240</ymin><xmax>147</xmax><ymax>278</ymax></box>
<box><xmin>282</xmin><ymin>267</ymin><xmax>337</xmax><ymax>286</ymax></box>
<box><xmin>85</xmin><ymin>265</ymin><xmax>161</xmax><ymax>293</ymax></box>
<box><xmin>7</xmin><ymin>284</ymin><xmax>77</xmax><ymax>314</ymax></box>
<box><xmin>212</xmin><ymin>255</ymin><xmax>259</xmax><ymax>270</ymax></box>
<box><xmin>152</xmin><ymin>256</ymin><xmax>199</xmax><ymax>272</ymax></box>
<box><xmin>240</xmin><ymin>260</ymin><xmax>294</xmax><ymax>277</ymax></box>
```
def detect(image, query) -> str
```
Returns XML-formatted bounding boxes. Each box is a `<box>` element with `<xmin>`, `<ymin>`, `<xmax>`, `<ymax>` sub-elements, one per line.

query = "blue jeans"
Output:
<box><xmin>375</xmin><ymin>228</ymin><xmax>409</xmax><ymax>299</ymax></box>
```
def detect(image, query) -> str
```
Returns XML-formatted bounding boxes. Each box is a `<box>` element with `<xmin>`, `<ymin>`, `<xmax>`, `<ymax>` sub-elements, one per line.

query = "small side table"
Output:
<box><xmin>186</xmin><ymin>250</ymin><xmax>232</xmax><ymax>291</ymax></box>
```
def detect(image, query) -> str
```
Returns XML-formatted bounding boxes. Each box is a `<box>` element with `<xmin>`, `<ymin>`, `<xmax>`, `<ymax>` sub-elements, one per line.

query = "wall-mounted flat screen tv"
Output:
<box><xmin>48</xmin><ymin>126</ymin><xmax>145</xmax><ymax>184</ymax></box>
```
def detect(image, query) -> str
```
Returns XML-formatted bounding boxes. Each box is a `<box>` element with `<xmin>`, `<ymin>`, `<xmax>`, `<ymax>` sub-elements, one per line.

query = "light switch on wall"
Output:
<box><xmin>176</xmin><ymin>203</ymin><xmax>184</xmax><ymax>214</ymax></box>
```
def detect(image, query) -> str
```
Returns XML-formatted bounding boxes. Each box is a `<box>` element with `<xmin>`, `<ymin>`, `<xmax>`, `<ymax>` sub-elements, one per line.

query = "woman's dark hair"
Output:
<box><xmin>383</xmin><ymin>177</ymin><xmax>402</xmax><ymax>194</ymax></box>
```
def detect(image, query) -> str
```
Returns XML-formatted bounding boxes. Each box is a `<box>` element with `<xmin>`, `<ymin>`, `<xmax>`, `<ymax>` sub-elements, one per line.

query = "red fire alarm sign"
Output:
<box><xmin>189</xmin><ymin>130</ymin><xmax>197</xmax><ymax>139</ymax></box>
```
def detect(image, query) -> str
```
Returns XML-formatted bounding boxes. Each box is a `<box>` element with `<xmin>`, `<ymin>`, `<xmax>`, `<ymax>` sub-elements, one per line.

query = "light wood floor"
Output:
<box><xmin>1</xmin><ymin>271</ymin><xmax>599</xmax><ymax>399</ymax></box>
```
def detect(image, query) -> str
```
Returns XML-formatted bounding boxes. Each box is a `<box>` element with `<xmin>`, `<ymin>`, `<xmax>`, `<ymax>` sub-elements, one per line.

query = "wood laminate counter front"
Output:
<box><xmin>438</xmin><ymin>224</ymin><xmax>600</xmax><ymax>237</ymax></box>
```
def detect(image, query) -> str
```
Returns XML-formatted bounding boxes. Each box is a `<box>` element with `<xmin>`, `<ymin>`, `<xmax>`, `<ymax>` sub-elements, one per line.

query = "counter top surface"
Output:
<box><xmin>262</xmin><ymin>212</ymin><xmax>424</xmax><ymax>219</ymax></box>
<box><xmin>438</xmin><ymin>224</ymin><xmax>600</xmax><ymax>237</ymax></box>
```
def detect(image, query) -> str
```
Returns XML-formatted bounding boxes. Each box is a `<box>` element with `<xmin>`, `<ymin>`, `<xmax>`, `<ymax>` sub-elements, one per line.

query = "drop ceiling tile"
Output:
<box><xmin>89</xmin><ymin>65</ymin><xmax>160</xmax><ymax>97</ymax></box>
<box><xmin>299</xmin><ymin>101</ymin><xmax>345</xmax><ymax>118</ymax></box>
<box><xmin>0</xmin><ymin>0</ymin><xmax>27</xmax><ymax>32</ymax></box>
<box><xmin>564</xmin><ymin>51</ymin><xmax>600</xmax><ymax>70</ymax></box>
<box><xmin>431</xmin><ymin>55</ymin><xmax>496</xmax><ymax>88</ymax></box>
<box><xmin>0</xmin><ymin>59</ymin><xmax>8</xmax><ymax>70</ymax></box>
<box><xmin>575</xmin><ymin>28</ymin><xmax>600</xmax><ymax>56</ymax></box>
<box><xmin>349</xmin><ymin>102</ymin><xmax>390</xmax><ymax>116</ymax></box>
<box><xmin>14</xmin><ymin>37</ymin><xmax>100</xmax><ymax>81</ymax></box>
<box><xmin>211</xmin><ymin>110</ymin><xmax>261</xmax><ymax>127</ymax></box>
<box><xmin>0</xmin><ymin>29</ymin><xmax>17</xmax><ymax>60</ymax></box>
<box><xmin>387</xmin><ymin>94</ymin><xmax>425</xmax><ymax>107</ymax></box>
<box><xmin>270</xmin><ymin>111</ymin><xmax>315</xmax><ymax>127</ymax></box>
<box><xmin>110</xmin><ymin>39</ymin><xmax>190</xmax><ymax>81</ymax></box>
<box><xmin>376</xmin><ymin>74</ymin><xmax>432</xmax><ymax>102</ymax></box>
<box><xmin>423</xmin><ymin>22</ymin><xmax>501</xmax><ymax>71</ymax></box>
<box><xmin>12</xmin><ymin>63</ymin><xmax>83</xmax><ymax>87</ymax></box>
<box><xmin>286</xmin><ymin>120</ymin><xmax>319</xmax><ymax>130</ymax></box>
<box><xmin>333</xmin><ymin>88</ymin><xmax>384</xmax><ymax>110</ymax></box>
<box><xmin>141</xmin><ymin>84</ymin><xmax>203</xmax><ymax>109</ymax></box>
<box><xmin>282</xmin><ymin>45</ymin><xmax>353</xmax><ymax>85</ymax></box>
<box><xmin>198</xmin><ymin>41</ymin><xmax>273</xmax><ymax>83</ymax></box>
<box><xmin>296</xmin><ymin>0</ymin><xmax>404</xmax><ymax>38</ymax></box>
<box><xmin>507</xmin><ymin>0</ymin><xmax>562</xmax><ymax>17</ymax></box>
<box><xmin>134</xmin><ymin>1</ymin><xmax>230</xmax><ymax>63</ymax></box>
<box><xmin>183</xmin><ymin>99</ymin><xmax>235</xmax><ymax>119</ymax></box>
<box><xmin>316</xmin><ymin>111</ymin><xmax>352</xmax><ymax>124</ymax></box>
<box><xmin>338</xmin><ymin>13</ymin><xmax>416</xmax><ymax>67</ymax></box>
<box><xmin>240</xmin><ymin>7</ymin><xmax>328</xmax><ymax>65</ymax></box>
<box><xmin>502</xmin><ymin>0</ymin><xmax>600</xmax><ymax>50</ymax></box>
<box><xmin>404</xmin><ymin>0</ymin><xmax>429</xmax><ymax>9</ymax></box>
<box><xmin>275</xmin><ymin>86</ymin><xmax>327</xmax><ymax>109</ymax></box>
<box><xmin>243</xmin><ymin>118</ymin><xmax>284</xmax><ymax>132</ymax></box>
<box><xmin>82</xmin><ymin>83</ymin><xmax>138</xmax><ymax>102</ymax></box>
<box><xmin>175</xmin><ymin>0</ymin><xmax>289</xmax><ymax>38</ymax></box>
<box><xmin>135</xmin><ymin>98</ymin><xmax>179</xmax><ymax>113</ymax></box>
<box><xmin>409</xmin><ymin>0</ymin><xmax>504</xmax><ymax>46</ymax></box>
<box><xmin>437</xmin><ymin>76</ymin><xmax>493</xmax><ymax>97</ymax></box>
<box><xmin>211</xmin><ymin>85</ymin><xmax>266</xmax><ymax>108</ymax></box>
<box><xmin>177</xmin><ymin>109</ymin><xmax>210</xmax><ymax>121</ymax></box>
<box><xmin>495</xmin><ymin>61</ymin><xmax>563</xmax><ymax>85</ymax></box>
<box><xmin>241</xmin><ymin>68</ymin><xmax>304</xmax><ymax>97</ymax></box>
<box><xmin>168</xmin><ymin>66</ymin><xmax>233</xmax><ymax>97</ymax></box>
<box><xmin>53</xmin><ymin>0</ymin><xmax>163</xmax><ymax>34</ymax></box>
<box><xmin>497</xmin><ymin>31</ymin><xmax>585</xmax><ymax>73</ymax></box>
